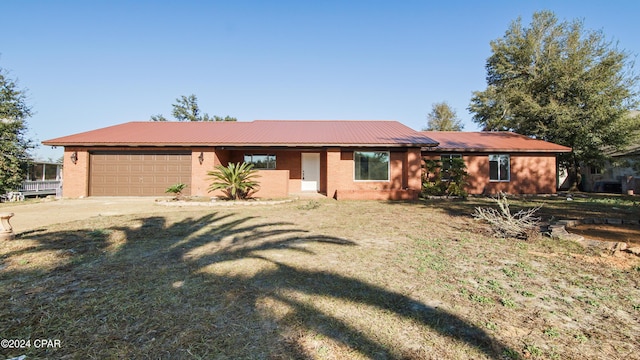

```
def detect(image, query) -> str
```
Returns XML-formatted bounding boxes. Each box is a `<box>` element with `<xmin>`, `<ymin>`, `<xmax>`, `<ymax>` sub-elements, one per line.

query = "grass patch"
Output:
<box><xmin>1</xmin><ymin>199</ymin><xmax>639</xmax><ymax>359</ymax></box>
<box><xmin>543</xmin><ymin>327</ymin><xmax>560</xmax><ymax>338</ymax></box>
<box><xmin>524</xmin><ymin>343</ymin><xmax>543</xmax><ymax>357</ymax></box>
<box><xmin>470</xmin><ymin>293</ymin><xmax>494</xmax><ymax>305</ymax></box>
<box><xmin>501</xmin><ymin>298</ymin><xmax>517</xmax><ymax>308</ymax></box>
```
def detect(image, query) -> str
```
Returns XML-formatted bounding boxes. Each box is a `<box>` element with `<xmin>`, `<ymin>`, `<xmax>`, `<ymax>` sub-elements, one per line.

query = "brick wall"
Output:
<box><xmin>328</xmin><ymin>148</ymin><xmax>422</xmax><ymax>200</ymax></box>
<box><xmin>217</xmin><ymin>148</ymin><xmax>422</xmax><ymax>199</ymax></box>
<box><xmin>252</xmin><ymin>170</ymin><xmax>290</xmax><ymax>198</ymax></box>
<box><xmin>228</xmin><ymin>150</ymin><xmax>302</xmax><ymax>193</ymax></box>
<box><xmin>423</xmin><ymin>152</ymin><xmax>559</xmax><ymax>194</ymax></box>
<box><xmin>62</xmin><ymin>146</ymin><xmax>194</xmax><ymax>198</ymax></box>
<box><xmin>59</xmin><ymin>146</ymin><xmax>424</xmax><ymax>200</ymax></box>
<box><xmin>406</xmin><ymin>148</ymin><xmax>422</xmax><ymax>190</ymax></box>
<box><xmin>190</xmin><ymin>148</ymin><xmax>213</xmax><ymax>196</ymax></box>
<box><xmin>329</xmin><ymin>150</ymin><xmax>407</xmax><ymax>191</ymax></box>
<box><xmin>62</xmin><ymin>148</ymin><xmax>89</xmax><ymax>198</ymax></box>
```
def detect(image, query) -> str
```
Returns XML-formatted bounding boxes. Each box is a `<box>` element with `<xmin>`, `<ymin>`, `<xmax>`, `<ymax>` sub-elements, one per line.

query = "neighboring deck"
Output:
<box><xmin>17</xmin><ymin>180</ymin><xmax>62</xmax><ymax>197</ymax></box>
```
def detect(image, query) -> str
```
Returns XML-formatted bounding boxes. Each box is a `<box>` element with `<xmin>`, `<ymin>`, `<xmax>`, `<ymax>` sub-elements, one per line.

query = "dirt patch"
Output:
<box><xmin>0</xmin><ymin>197</ymin><xmax>183</xmax><ymax>233</ymax></box>
<box><xmin>569</xmin><ymin>252</ymin><xmax>640</xmax><ymax>270</ymax></box>
<box><xmin>569</xmin><ymin>223</ymin><xmax>640</xmax><ymax>245</ymax></box>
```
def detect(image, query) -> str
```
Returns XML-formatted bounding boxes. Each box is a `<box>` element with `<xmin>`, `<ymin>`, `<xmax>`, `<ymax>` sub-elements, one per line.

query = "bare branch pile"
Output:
<box><xmin>473</xmin><ymin>192</ymin><xmax>541</xmax><ymax>239</ymax></box>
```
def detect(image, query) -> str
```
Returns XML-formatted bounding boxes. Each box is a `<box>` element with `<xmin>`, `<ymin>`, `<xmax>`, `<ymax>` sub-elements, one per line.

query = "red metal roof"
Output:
<box><xmin>42</xmin><ymin>120</ymin><xmax>439</xmax><ymax>147</ymax></box>
<box><xmin>421</xmin><ymin>131</ymin><xmax>571</xmax><ymax>153</ymax></box>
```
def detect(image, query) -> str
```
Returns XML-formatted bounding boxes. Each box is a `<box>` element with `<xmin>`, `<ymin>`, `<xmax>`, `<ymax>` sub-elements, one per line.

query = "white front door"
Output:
<box><xmin>301</xmin><ymin>153</ymin><xmax>320</xmax><ymax>192</ymax></box>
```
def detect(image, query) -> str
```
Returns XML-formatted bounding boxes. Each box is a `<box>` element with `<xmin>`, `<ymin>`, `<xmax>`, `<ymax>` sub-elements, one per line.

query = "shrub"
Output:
<box><xmin>422</xmin><ymin>159</ymin><xmax>444</xmax><ymax>196</ymax></box>
<box><xmin>472</xmin><ymin>192</ymin><xmax>541</xmax><ymax>239</ymax></box>
<box><xmin>443</xmin><ymin>157</ymin><xmax>469</xmax><ymax>197</ymax></box>
<box><xmin>422</xmin><ymin>157</ymin><xmax>469</xmax><ymax>198</ymax></box>
<box><xmin>165</xmin><ymin>183</ymin><xmax>187</xmax><ymax>200</ymax></box>
<box><xmin>207</xmin><ymin>162</ymin><xmax>260</xmax><ymax>200</ymax></box>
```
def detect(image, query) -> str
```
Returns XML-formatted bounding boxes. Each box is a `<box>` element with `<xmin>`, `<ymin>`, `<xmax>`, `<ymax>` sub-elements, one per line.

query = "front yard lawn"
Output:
<box><xmin>1</xmin><ymin>197</ymin><xmax>638</xmax><ymax>359</ymax></box>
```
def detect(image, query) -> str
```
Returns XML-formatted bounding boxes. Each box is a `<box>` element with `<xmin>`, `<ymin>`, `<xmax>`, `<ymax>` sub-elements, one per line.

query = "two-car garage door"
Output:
<box><xmin>89</xmin><ymin>152</ymin><xmax>191</xmax><ymax>196</ymax></box>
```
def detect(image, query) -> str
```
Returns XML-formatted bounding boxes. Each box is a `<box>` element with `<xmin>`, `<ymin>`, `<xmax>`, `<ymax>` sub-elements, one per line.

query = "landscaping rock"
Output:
<box><xmin>548</xmin><ymin>224</ymin><xmax>567</xmax><ymax>237</ymax></box>
<box><xmin>610</xmin><ymin>242</ymin><xmax>628</xmax><ymax>255</ymax></box>
<box><xmin>561</xmin><ymin>233</ymin><xmax>586</xmax><ymax>242</ymax></box>
<box><xmin>549</xmin><ymin>224</ymin><xmax>585</xmax><ymax>242</ymax></box>
<box><xmin>581</xmin><ymin>238</ymin><xmax>609</xmax><ymax>248</ymax></box>
<box><xmin>557</xmin><ymin>219</ymin><xmax>581</xmax><ymax>227</ymax></box>
<box><xmin>157</xmin><ymin>199</ymin><xmax>294</xmax><ymax>207</ymax></box>
<box><xmin>547</xmin><ymin>218</ymin><xmax>639</xmax><ymax>256</ymax></box>
<box><xmin>7</xmin><ymin>356</ymin><xmax>26</xmax><ymax>360</ymax></box>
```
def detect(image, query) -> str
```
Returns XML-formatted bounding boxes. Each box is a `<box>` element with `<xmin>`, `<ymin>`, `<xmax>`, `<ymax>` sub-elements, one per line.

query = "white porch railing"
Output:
<box><xmin>17</xmin><ymin>180</ymin><xmax>62</xmax><ymax>196</ymax></box>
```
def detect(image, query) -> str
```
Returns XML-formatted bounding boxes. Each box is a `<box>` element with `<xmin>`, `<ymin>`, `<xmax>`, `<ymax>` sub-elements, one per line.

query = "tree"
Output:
<box><xmin>468</xmin><ymin>11</ymin><xmax>640</xmax><ymax>189</ymax></box>
<box><xmin>151</xmin><ymin>94</ymin><xmax>237</xmax><ymax>122</ymax></box>
<box><xmin>424</xmin><ymin>102</ymin><xmax>464</xmax><ymax>131</ymax></box>
<box><xmin>0</xmin><ymin>66</ymin><xmax>34</xmax><ymax>195</ymax></box>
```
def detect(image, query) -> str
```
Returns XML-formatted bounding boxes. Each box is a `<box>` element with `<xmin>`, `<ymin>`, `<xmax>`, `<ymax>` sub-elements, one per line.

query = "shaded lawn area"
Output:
<box><xmin>428</xmin><ymin>192</ymin><xmax>640</xmax><ymax>223</ymax></box>
<box><xmin>1</xmin><ymin>199</ymin><xmax>639</xmax><ymax>359</ymax></box>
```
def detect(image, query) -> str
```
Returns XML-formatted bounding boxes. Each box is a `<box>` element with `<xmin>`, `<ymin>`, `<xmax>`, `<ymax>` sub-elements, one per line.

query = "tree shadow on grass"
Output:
<box><xmin>0</xmin><ymin>211</ymin><xmax>514</xmax><ymax>359</ymax></box>
<box><xmin>385</xmin><ymin>197</ymin><xmax>485</xmax><ymax>217</ymax></box>
<box><xmin>416</xmin><ymin>193</ymin><xmax>638</xmax><ymax>224</ymax></box>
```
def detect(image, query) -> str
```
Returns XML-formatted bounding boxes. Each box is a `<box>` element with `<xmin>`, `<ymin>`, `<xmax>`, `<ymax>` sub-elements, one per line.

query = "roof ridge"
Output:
<box><xmin>253</xmin><ymin>119</ymin><xmax>398</xmax><ymax>122</ymax></box>
<box><xmin>43</xmin><ymin>120</ymin><xmax>438</xmax><ymax>147</ymax></box>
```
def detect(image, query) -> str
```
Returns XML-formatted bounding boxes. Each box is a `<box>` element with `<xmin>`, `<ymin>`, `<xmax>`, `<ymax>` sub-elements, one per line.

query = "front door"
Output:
<box><xmin>301</xmin><ymin>153</ymin><xmax>320</xmax><ymax>192</ymax></box>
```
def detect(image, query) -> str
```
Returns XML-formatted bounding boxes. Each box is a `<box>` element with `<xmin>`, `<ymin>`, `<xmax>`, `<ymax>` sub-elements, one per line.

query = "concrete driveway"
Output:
<box><xmin>0</xmin><ymin>197</ymin><xmax>179</xmax><ymax>233</ymax></box>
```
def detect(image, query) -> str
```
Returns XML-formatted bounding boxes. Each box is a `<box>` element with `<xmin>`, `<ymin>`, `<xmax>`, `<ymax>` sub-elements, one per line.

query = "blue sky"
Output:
<box><xmin>3</xmin><ymin>0</ymin><xmax>639</xmax><ymax>160</ymax></box>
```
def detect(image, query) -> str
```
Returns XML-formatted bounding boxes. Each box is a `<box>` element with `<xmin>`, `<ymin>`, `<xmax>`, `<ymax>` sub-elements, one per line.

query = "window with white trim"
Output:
<box><xmin>354</xmin><ymin>151</ymin><xmax>389</xmax><ymax>181</ymax></box>
<box><xmin>489</xmin><ymin>154</ymin><xmax>510</xmax><ymax>181</ymax></box>
<box><xmin>243</xmin><ymin>154</ymin><xmax>276</xmax><ymax>169</ymax></box>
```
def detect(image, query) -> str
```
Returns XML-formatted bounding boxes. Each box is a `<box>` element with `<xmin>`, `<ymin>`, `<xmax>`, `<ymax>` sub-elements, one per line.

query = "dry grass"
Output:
<box><xmin>1</xmin><ymin>197</ymin><xmax>639</xmax><ymax>359</ymax></box>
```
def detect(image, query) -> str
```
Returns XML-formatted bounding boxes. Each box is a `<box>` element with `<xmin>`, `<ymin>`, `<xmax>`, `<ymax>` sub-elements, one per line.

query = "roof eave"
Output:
<box><xmin>421</xmin><ymin>147</ymin><xmax>572</xmax><ymax>153</ymax></box>
<box><xmin>42</xmin><ymin>142</ymin><xmax>438</xmax><ymax>148</ymax></box>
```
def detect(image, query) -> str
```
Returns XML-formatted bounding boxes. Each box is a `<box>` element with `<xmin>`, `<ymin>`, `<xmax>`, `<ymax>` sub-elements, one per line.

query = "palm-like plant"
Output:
<box><xmin>165</xmin><ymin>183</ymin><xmax>187</xmax><ymax>200</ymax></box>
<box><xmin>207</xmin><ymin>162</ymin><xmax>260</xmax><ymax>200</ymax></box>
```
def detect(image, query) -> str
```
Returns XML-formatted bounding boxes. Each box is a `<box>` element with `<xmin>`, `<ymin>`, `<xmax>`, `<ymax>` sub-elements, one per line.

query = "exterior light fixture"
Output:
<box><xmin>70</xmin><ymin>151</ymin><xmax>78</xmax><ymax>164</ymax></box>
<box><xmin>198</xmin><ymin>152</ymin><xmax>204</xmax><ymax>165</ymax></box>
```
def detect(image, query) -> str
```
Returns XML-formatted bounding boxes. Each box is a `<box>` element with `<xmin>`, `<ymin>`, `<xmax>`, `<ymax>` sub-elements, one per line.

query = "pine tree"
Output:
<box><xmin>0</xmin><ymin>66</ymin><xmax>34</xmax><ymax>195</ymax></box>
<box><xmin>424</xmin><ymin>102</ymin><xmax>463</xmax><ymax>131</ymax></box>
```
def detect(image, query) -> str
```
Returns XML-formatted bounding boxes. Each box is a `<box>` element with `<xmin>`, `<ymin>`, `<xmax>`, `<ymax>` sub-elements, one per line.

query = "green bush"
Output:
<box><xmin>207</xmin><ymin>162</ymin><xmax>260</xmax><ymax>200</ymax></box>
<box><xmin>422</xmin><ymin>158</ymin><xmax>468</xmax><ymax>198</ymax></box>
<box><xmin>165</xmin><ymin>183</ymin><xmax>187</xmax><ymax>200</ymax></box>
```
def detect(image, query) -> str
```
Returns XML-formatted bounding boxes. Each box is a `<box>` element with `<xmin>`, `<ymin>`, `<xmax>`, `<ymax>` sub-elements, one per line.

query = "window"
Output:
<box><xmin>26</xmin><ymin>163</ymin><xmax>59</xmax><ymax>181</ymax></box>
<box><xmin>354</xmin><ymin>151</ymin><xmax>389</xmax><ymax>181</ymax></box>
<box><xmin>489</xmin><ymin>154</ymin><xmax>510</xmax><ymax>181</ymax></box>
<box><xmin>29</xmin><ymin>164</ymin><xmax>44</xmax><ymax>181</ymax></box>
<box><xmin>44</xmin><ymin>164</ymin><xmax>59</xmax><ymax>180</ymax></box>
<box><xmin>440</xmin><ymin>154</ymin><xmax>462</xmax><ymax>179</ymax></box>
<box><xmin>244</xmin><ymin>154</ymin><xmax>276</xmax><ymax>169</ymax></box>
